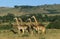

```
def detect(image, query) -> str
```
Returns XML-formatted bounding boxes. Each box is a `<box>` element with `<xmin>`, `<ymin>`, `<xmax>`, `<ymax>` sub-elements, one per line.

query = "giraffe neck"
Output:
<box><xmin>33</xmin><ymin>17</ymin><xmax>38</xmax><ymax>25</ymax></box>
<box><xmin>15</xmin><ymin>18</ymin><xmax>20</xmax><ymax>27</ymax></box>
<box><xmin>19</xmin><ymin>18</ymin><xmax>23</xmax><ymax>25</ymax></box>
<box><xmin>29</xmin><ymin>19</ymin><xmax>32</xmax><ymax>24</ymax></box>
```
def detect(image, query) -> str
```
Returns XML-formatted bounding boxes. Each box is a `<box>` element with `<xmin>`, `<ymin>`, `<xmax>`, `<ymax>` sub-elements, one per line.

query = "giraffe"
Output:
<box><xmin>18</xmin><ymin>18</ymin><xmax>23</xmax><ymax>25</ymax></box>
<box><xmin>18</xmin><ymin>18</ymin><xmax>28</xmax><ymax>26</ymax></box>
<box><xmin>14</xmin><ymin>17</ymin><xmax>28</xmax><ymax>34</ymax></box>
<box><xmin>18</xmin><ymin>18</ymin><xmax>31</xmax><ymax>33</ymax></box>
<box><xmin>27</xmin><ymin>18</ymin><xmax>35</xmax><ymax>30</ymax></box>
<box><xmin>31</xmin><ymin>16</ymin><xmax>46</xmax><ymax>34</ymax></box>
<box><xmin>31</xmin><ymin>16</ymin><xmax>38</xmax><ymax>25</ymax></box>
<box><xmin>27</xmin><ymin>18</ymin><xmax>40</xmax><ymax>34</ymax></box>
<box><xmin>27</xmin><ymin>18</ymin><xmax>35</xmax><ymax>34</ymax></box>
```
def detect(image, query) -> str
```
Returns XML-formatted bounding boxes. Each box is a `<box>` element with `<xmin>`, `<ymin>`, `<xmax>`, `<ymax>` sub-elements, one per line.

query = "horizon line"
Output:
<box><xmin>0</xmin><ymin>3</ymin><xmax>60</xmax><ymax>7</ymax></box>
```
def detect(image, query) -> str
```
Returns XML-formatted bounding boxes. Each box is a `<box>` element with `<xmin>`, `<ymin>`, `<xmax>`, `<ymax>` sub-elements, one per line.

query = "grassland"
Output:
<box><xmin>46</xmin><ymin>29</ymin><xmax>60</xmax><ymax>39</ymax></box>
<box><xmin>0</xmin><ymin>4</ymin><xmax>60</xmax><ymax>39</ymax></box>
<box><xmin>0</xmin><ymin>29</ymin><xmax>60</xmax><ymax>39</ymax></box>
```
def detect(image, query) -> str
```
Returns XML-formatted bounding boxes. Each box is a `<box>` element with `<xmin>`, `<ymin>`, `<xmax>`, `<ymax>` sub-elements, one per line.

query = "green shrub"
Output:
<box><xmin>46</xmin><ymin>20</ymin><xmax>60</xmax><ymax>29</ymax></box>
<box><xmin>0</xmin><ymin>25</ymin><xmax>13</xmax><ymax>30</ymax></box>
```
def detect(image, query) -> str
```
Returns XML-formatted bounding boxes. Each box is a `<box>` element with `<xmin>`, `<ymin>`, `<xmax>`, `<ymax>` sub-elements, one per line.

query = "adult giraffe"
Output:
<box><xmin>31</xmin><ymin>16</ymin><xmax>46</xmax><ymax>34</ymax></box>
<box><xmin>27</xmin><ymin>18</ymin><xmax>35</xmax><ymax>34</ymax></box>
<box><xmin>14</xmin><ymin>17</ymin><xmax>28</xmax><ymax>34</ymax></box>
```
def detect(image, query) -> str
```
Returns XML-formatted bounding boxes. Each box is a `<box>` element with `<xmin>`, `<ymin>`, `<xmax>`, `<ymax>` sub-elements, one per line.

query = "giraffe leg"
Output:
<box><xmin>42</xmin><ymin>29</ymin><xmax>46</xmax><ymax>34</ymax></box>
<box><xmin>22</xmin><ymin>29</ymin><xmax>24</xmax><ymax>34</ymax></box>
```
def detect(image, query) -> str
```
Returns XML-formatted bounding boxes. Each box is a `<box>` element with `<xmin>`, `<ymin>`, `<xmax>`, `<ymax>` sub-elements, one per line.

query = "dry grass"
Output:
<box><xmin>46</xmin><ymin>29</ymin><xmax>60</xmax><ymax>39</ymax></box>
<box><xmin>0</xmin><ymin>29</ymin><xmax>60</xmax><ymax>39</ymax></box>
<box><xmin>0</xmin><ymin>30</ymin><xmax>43</xmax><ymax>39</ymax></box>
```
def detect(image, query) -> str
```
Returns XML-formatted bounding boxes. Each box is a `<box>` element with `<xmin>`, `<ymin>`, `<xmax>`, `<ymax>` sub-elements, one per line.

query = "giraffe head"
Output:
<box><xmin>14</xmin><ymin>17</ymin><xmax>17</xmax><ymax>19</ymax></box>
<box><xmin>27</xmin><ymin>18</ymin><xmax>31</xmax><ymax>21</ymax></box>
<box><xmin>14</xmin><ymin>17</ymin><xmax>18</xmax><ymax>20</ymax></box>
<box><xmin>31</xmin><ymin>16</ymin><xmax>35</xmax><ymax>18</ymax></box>
<box><xmin>18</xmin><ymin>18</ymin><xmax>23</xmax><ymax>22</ymax></box>
<box><xmin>26</xmin><ymin>18</ymin><xmax>31</xmax><ymax>22</ymax></box>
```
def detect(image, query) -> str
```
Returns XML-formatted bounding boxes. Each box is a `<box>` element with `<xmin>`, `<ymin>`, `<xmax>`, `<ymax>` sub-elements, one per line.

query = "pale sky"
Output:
<box><xmin>0</xmin><ymin>0</ymin><xmax>60</xmax><ymax>7</ymax></box>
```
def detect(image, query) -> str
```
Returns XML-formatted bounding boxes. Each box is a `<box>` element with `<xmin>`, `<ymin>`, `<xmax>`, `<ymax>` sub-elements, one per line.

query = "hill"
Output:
<box><xmin>0</xmin><ymin>4</ymin><xmax>60</xmax><ymax>16</ymax></box>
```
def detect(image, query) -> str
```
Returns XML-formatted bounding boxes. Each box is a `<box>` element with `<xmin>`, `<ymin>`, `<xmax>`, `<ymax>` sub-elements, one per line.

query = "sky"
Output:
<box><xmin>0</xmin><ymin>0</ymin><xmax>60</xmax><ymax>7</ymax></box>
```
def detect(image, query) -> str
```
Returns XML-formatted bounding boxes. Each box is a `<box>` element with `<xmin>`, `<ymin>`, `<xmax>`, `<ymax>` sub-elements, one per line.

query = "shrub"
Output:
<box><xmin>0</xmin><ymin>24</ymin><xmax>13</xmax><ymax>30</ymax></box>
<box><xmin>46</xmin><ymin>20</ymin><xmax>60</xmax><ymax>29</ymax></box>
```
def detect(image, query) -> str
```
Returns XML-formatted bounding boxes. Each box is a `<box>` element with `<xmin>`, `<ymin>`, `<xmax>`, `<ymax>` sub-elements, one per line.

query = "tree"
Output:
<box><xmin>14</xmin><ymin>5</ymin><xmax>19</xmax><ymax>8</ymax></box>
<box><xmin>6</xmin><ymin>13</ymin><xmax>15</xmax><ymax>22</ymax></box>
<box><xmin>2</xmin><ymin>13</ymin><xmax>15</xmax><ymax>22</ymax></box>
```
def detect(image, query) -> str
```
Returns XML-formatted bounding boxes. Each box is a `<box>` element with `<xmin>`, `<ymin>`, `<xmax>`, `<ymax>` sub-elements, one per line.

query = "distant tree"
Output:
<box><xmin>14</xmin><ymin>5</ymin><xmax>19</xmax><ymax>8</ymax></box>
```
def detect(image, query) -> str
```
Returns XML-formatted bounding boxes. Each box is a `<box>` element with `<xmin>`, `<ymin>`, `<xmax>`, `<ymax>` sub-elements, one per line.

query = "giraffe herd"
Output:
<box><xmin>12</xmin><ymin>16</ymin><xmax>46</xmax><ymax>34</ymax></box>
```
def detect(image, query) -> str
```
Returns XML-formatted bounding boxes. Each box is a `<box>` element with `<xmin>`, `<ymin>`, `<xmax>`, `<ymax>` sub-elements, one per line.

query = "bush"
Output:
<box><xmin>46</xmin><ymin>20</ymin><xmax>60</xmax><ymax>29</ymax></box>
<box><xmin>0</xmin><ymin>24</ymin><xmax>13</xmax><ymax>30</ymax></box>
